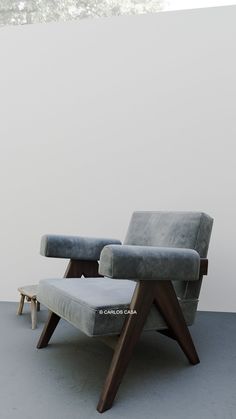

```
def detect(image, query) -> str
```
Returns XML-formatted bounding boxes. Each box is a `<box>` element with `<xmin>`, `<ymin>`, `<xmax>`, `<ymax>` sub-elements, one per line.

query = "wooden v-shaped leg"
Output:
<box><xmin>154</xmin><ymin>280</ymin><xmax>200</xmax><ymax>365</ymax></box>
<box><xmin>37</xmin><ymin>259</ymin><xmax>101</xmax><ymax>349</ymax></box>
<box><xmin>97</xmin><ymin>279</ymin><xmax>199</xmax><ymax>413</ymax></box>
<box><xmin>37</xmin><ymin>311</ymin><xmax>60</xmax><ymax>349</ymax></box>
<box><xmin>64</xmin><ymin>259</ymin><xmax>101</xmax><ymax>278</ymax></box>
<box><xmin>97</xmin><ymin>280</ymin><xmax>157</xmax><ymax>413</ymax></box>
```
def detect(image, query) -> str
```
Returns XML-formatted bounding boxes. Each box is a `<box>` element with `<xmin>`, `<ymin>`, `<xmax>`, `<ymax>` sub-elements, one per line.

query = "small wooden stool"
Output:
<box><xmin>17</xmin><ymin>285</ymin><xmax>40</xmax><ymax>329</ymax></box>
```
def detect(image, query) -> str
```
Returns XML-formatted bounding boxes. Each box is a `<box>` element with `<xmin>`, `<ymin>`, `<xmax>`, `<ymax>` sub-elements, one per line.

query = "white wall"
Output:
<box><xmin>0</xmin><ymin>6</ymin><xmax>235</xmax><ymax>311</ymax></box>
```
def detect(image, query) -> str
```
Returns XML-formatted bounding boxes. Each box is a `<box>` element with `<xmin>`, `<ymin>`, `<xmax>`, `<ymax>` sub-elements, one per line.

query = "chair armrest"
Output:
<box><xmin>40</xmin><ymin>235</ymin><xmax>121</xmax><ymax>261</ymax></box>
<box><xmin>99</xmin><ymin>244</ymin><xmax>200</xmax><ymax>281</ymax></box>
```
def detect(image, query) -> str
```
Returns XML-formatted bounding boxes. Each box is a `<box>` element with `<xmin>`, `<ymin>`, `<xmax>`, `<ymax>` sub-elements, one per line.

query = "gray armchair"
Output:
<box><xmin>36</xmin><ymin>211</ymin><xmax>213</xmax><ymax>413</ymax></box>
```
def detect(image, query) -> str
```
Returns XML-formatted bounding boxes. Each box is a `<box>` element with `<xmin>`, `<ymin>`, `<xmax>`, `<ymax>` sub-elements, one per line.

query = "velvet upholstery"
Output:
<box><xmin>38</xmin><ymin>211</ymin><xmax>213</xmax><ymax>337</ymax></box>
<box><xmin>37</xmin><ymin>278</ymin><xmax>198</xmax><ymax>336</ymax></box>
<box><xmin>99</xmin><ymin>245</ymin><xmax>200</xmax><ymax>281</ymax></box>
<box><xmin>124</xmin><ymin>211</ymin><xmax>213</xmax><ymax>299</ymax></box>
<box><xmin>124</xmin><ymin>211</ymin><xmax>213</xmax><ymax>256</ymax></box>
<box><xmin>40</xmin><ymin>235</ymin><xmax>121</xmax><ymax>261</ymax></box>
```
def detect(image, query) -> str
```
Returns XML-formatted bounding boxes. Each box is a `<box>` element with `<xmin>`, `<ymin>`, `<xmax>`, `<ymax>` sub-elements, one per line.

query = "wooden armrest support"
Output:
<box><xmin>199</xmin><ymin>258</ymin><xmax>208</xmax><ymax>276</ymax></box>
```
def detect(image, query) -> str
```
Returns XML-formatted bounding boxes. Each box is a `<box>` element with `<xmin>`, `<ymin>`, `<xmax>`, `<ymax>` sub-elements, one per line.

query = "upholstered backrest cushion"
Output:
<box><xmin>124</xmin><ymin>211</ymin><xmax>213</xmax><ymax>299</ymax></box>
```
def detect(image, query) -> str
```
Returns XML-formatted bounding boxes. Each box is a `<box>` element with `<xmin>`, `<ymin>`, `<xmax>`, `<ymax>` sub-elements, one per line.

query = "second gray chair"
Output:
<box><xmin>36</xmin><ymin>211</ymin><xmax>213</xmax><ymax>413</ymax></box>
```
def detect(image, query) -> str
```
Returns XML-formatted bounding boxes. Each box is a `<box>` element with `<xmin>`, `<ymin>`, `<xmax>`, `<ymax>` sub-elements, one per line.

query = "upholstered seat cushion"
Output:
<box><xmin>37</xmin><ymin>278</ymin><xmax>198</xmax><ymax>337</ymax></box>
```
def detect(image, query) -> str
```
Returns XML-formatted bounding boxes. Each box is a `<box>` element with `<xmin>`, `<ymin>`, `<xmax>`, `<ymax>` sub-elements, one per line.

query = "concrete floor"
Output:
<box><xmin>0</xmin><ymin>302</ymin><xmax>235</xmax><ymax>419</ymax></box>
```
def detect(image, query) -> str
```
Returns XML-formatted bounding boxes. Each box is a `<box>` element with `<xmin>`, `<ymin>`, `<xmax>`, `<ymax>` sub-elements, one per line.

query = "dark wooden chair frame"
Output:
<box><xmin>37</xmin><ymin>258</ymin><xmax>208</xmax><ymax>413</ymax></box>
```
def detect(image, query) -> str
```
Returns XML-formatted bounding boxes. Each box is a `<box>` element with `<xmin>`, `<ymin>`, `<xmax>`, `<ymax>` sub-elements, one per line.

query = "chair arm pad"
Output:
<box><xmin>40</xmin><ymin>235</ymin><xmax>121</xmax><ymax>261</ymax></box>
<box><xmin>99</xmin><ymin>245</ymin><xmax>200</xmax><ymax>281</ymax></box>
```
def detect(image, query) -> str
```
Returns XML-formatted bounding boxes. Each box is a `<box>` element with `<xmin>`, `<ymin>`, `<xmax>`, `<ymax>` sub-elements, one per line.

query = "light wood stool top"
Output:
<box><xmin>17</xmin><ymin>285</ymin><xmax>40</xmax><ymax>329</ymax></box>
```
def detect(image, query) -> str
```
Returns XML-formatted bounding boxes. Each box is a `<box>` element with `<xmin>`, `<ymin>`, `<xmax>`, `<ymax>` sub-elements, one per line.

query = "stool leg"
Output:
<box><xmin>31</xmin><ymin>299</ymin><xmax>37</xmax><ymax>330</ymax></box>
<box><xmin>37</xmin><ymin>302</ymin><xmax>40</xmax><ymax>312</ymax></box>
<box><xmin>17</xmin><ymin>294</ymin><xmax>25</xmax><ymax>315</ymax></box>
